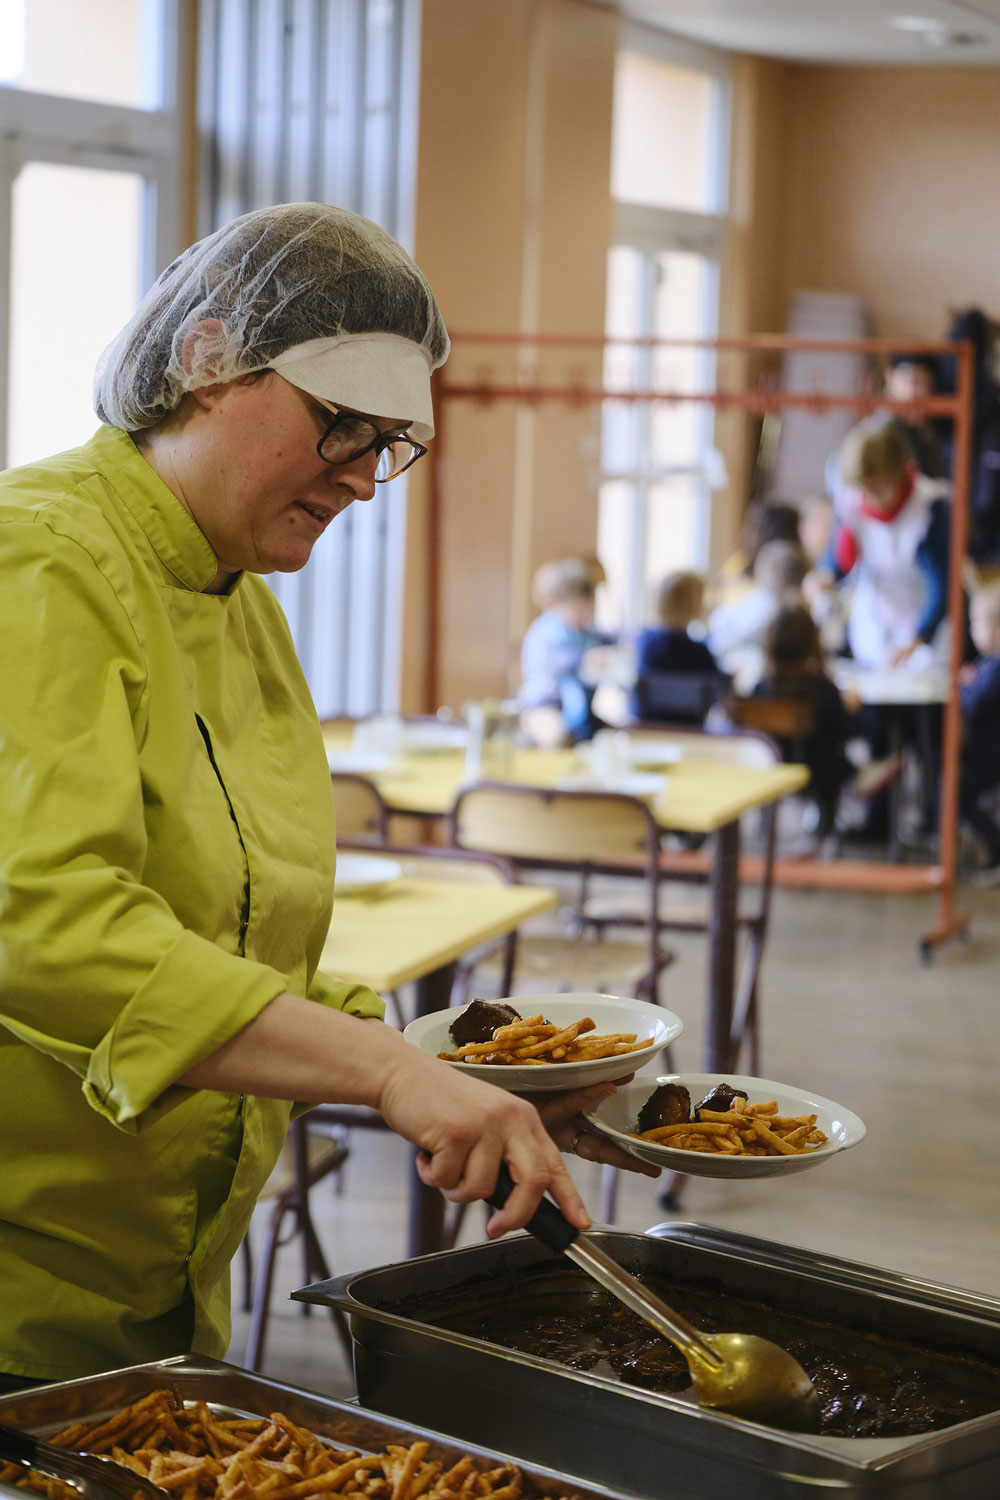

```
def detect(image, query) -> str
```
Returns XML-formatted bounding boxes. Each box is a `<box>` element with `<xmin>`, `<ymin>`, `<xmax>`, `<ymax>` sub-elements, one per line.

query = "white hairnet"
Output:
<box><xmin>94</xmin><ymin>203</ymin><xmax>449</xmax><ymax>440</ymax></box>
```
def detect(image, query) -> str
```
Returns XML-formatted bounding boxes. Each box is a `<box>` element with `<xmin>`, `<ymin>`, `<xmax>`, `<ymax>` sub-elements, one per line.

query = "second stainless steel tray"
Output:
<box><xmin>294</xmin><ymin>1223</ymin><xmax>1000</xmax><ymax>1500</ymax></box>
<box><xmin>0</xmin><ymin>1354</ymin><xmax>630</xmax><ymax>1500</ymax></box>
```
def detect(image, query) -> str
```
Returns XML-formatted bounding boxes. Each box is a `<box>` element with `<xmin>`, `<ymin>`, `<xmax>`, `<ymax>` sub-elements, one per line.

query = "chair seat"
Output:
<box><xmin>240</xmin><ymin>1118</ymin><xmax>351</xmax><ymax>1373</ymax></box>
<box><xmin>471</xmin><ymin>932</ymin><xmax>669</xmax><ymax>994</ymax></box>
<box><xmin>581</xmin><ymin>888</ymin><xmax>762</xmax><ymax>928</ymax></box>
<box><xmin>258</xmin><ymin>1130</ymin><xmax>347</xmax><ymax>1198</ymax></box>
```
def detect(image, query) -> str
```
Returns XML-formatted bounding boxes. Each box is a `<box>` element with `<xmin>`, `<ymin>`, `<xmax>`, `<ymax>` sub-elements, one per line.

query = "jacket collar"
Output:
<box><xmin>86</xmin><ymin>424</ymin><xmax>234</xmax><ymax>593</ymax></box>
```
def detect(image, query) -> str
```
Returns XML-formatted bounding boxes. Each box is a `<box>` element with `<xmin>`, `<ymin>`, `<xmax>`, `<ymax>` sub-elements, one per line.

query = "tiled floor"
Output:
<box><xmin>227</xmin><ymin>875</ymin><xmax>1000</xmax><ymax>1401</ymax></box>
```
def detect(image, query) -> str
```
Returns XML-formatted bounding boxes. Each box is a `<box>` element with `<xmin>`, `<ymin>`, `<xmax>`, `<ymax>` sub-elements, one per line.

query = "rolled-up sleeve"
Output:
<box><xmin>307</xmin><ymin>968</ymin><xmax>385</xmax><ymax>1020</ymax></box>
<box><xmin>0</xmin><ymin>513</ymin><xmax>362</xmax><ymax>1131</ymax></box>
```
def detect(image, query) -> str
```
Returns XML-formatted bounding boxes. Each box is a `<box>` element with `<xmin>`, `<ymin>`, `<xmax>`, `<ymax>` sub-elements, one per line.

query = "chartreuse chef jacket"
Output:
<box><xmin>0</xmin><ymin>425</ymin><xmax>384</xmax><ymax>1381</ymax></box>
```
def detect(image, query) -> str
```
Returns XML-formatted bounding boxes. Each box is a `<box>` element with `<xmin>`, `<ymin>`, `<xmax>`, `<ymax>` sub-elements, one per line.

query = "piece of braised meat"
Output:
<box><xmin>636</xmin><ymin>1082</ymin><xmax>692</xmax><ymax>1134</ymax></box>
<box><xmin>449</xmin><ymin>998</ymin><xmax>521</xmax><ymax>1047</ymax></box>
<box><xmin>694</xmin><ymin>1082</ymin><xmax>749</xmax><ymax>1118</ymax></box>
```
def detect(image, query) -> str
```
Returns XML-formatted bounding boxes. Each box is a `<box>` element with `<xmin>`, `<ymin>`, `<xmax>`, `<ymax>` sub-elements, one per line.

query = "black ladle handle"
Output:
<box><xmin>0</xmin><ymin>1423</ymin><xmax>38</xmax><ymax>1467</ymax></box>
<box><xmin>486</xmin><ymin>1162</ymin><xmax>580</xmax><ymax>1253</ymax></box>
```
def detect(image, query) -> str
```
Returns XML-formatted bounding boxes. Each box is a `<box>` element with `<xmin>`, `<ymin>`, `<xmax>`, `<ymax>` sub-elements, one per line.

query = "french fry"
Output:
<box><xmin>631</xmin><ymin>1088</ymin><xmax>829</xmax><ymax>1158</ymax></box>
<box><xmin>438</xmin><ymin>1014</ymin><xmax>654</xmax><ymax>1067</ymax></box>
<box><xmin>752</xmin><ymin>1120</ymin><xmax>801</xmax><ymax>1155</ymax></box>
<box><xmin>4</xmin><ymin>1391</ymin><xmax>584</xmax><ymax>1500</ymax></box>
<box><xmin>635</xmin><ymin>1120</ymin><xmax>735</xmax><ymax>1141</ymax></box>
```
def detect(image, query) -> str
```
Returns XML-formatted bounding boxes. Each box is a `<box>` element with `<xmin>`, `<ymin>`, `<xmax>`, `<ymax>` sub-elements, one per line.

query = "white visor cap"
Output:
<box><xmin>267</xmin><ymin>332</ymin><xmax>436</xmax><ymax>441</ymax></box>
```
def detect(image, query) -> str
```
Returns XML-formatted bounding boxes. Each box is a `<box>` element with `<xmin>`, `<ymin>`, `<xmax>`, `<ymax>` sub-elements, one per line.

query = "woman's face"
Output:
<box><xmin>185</xmin><ymin>373</ymin><xmax>405</xmax><ymax>584</ymax></box>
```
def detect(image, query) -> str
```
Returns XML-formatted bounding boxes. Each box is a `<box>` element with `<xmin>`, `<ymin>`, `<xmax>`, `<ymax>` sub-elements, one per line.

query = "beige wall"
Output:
<box><xmin>406</xmin><ymin>0</ymin><xmax>616</xmax><ymax>712</ymax></box>
<box><xmin>778</xmin><ymin>66</ymin><xmax>1000</xmax><ymax>339</ymax></box>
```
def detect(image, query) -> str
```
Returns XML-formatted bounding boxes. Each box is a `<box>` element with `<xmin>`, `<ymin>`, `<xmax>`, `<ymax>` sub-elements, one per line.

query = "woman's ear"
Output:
<box><xmin>179</xmin><ymin>318</ymin><xmax>229</xmax><ymax>381</ymax></box>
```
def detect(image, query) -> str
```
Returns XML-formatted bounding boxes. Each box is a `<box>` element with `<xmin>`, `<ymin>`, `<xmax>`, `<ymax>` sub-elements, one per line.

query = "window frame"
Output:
<box><xmin>601</xmin><ymin>24</ymin><xmax>732</xmax><ymax>630</ymax></box>
<box><xmin>0</xmin><ymin>0</ymin><xmax>182</xmax><ymax>465</ymax></box>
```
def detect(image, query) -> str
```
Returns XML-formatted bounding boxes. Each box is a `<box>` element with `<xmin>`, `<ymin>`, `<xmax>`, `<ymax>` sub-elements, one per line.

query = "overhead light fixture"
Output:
<box><xmin>891</xmin><ymin>14</ymin><xmax>948</xmax><ymax>31</ymax></box>
<box><xmin>891</xmin><ymin>14</ymin><xmax>987</xmax><ymax>45</ymax></box>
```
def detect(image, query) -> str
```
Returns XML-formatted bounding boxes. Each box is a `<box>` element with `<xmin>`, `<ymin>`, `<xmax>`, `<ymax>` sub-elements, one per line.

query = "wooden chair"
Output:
<box><xmin>582</xmin><ymin>722</ymin><xmax>782</xmax><ymax>1076</ymax></box>
<box><xmin>725</xmin><ymin>694</ymin><xmax>817</xmax><ymax>758</ymax></box>
<box><xmin>570</xmin><ymin>723</ymin><xmax>784</xmax><ymax>1221</ymax></box>
<box><xmin>330</xmin><ymin>771</ymin><xmax>390</xmax><ymax>843</ymax></box>
<box><xmin>307</xmin><ymin>840</ymin><xmax>525</xmax><ymax>1254</ymax></box>
<box><xmin>724</xmin><ymin>695</ymin><xmax>838</xmax><ymax>840</ymax></box>
<box><xmin>634</xmin><ymin>669</ymin><xmax>731</xmax><ymax>726</ymax></box>
<box><xmin>239</xmin><ymin>1118</ymin><xmax>351</xmax><ymax>1372</ymax></box>
<box><xmin>447</xmin><ymin>782</ymin><xmax>675</xmax><ymax>1007</ymax></box>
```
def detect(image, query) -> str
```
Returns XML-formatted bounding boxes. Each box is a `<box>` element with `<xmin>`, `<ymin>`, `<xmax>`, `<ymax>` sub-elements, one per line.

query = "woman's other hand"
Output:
<box><xmin>531</xmin><ymin>1078</ymin><xmax>660</xmax><ymax>1178</ymax></box>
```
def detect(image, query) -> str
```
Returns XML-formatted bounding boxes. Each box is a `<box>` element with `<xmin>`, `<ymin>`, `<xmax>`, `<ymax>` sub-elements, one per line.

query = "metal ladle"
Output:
<box><xmin>488</xmin><ymin>1165</ymin><xmax>821</xmax><ymax>1434</ymax></box>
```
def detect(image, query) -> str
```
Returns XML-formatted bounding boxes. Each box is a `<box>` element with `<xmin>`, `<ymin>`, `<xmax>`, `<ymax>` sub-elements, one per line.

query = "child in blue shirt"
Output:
<box><xmin>518</xmin><ymin>557</ymin><xmax>613</xmax><ymax>747</ymax></box>
<box><xmin>633</xmin><ymin>570</ymin><xmax>722</xmax><ymax>723</ymax></box>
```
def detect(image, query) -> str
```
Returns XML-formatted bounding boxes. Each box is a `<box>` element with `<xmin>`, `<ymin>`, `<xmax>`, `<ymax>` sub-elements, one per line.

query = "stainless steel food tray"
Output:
<box><xmin>0</xmin><ymin>1354</ymin><xmax>630</xmax><ymax>1500</ymax></box>
<box><xmin>294</xmin><ymin>1222</ymin><xmax>1000</xmax><ymax>1499</ymax></box>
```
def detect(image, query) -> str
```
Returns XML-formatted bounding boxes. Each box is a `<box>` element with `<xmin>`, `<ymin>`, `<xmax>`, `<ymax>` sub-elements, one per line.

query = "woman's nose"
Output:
<box><xmin>329</xmin><ymin>448</ymin><xmax>378</xmax><ymax>502</ymax></box>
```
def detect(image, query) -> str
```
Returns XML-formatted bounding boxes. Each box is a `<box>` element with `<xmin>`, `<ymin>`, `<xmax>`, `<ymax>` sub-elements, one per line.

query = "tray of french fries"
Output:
<box><xmin>402</xmin><ymin>994</ymin><xmax>682</xmax><ymax>1092</ymax></box>
<box><xmin>583</xmin><ymin>1073</ymin><xmax>865</xmax><ymax>1178</ymax></box>
<box><xmin>0</xmin><ymin>1357</ymin><xmax>632</xmax><ymax>1500</ymax></box>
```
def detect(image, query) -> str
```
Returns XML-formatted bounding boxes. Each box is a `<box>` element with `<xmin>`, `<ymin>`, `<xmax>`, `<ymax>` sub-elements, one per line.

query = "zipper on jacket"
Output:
<box><xmin>194</xmin><ymin>713</ymin><xmax>252</xmax><ymax>955</ymax></box>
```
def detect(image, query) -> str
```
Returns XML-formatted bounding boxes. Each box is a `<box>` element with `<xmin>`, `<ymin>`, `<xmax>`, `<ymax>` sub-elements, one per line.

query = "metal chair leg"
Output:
<box><xmin>244</xmin><ymin>1120</ymin><xmax>352</xmax><ymax>1371</ymax></box>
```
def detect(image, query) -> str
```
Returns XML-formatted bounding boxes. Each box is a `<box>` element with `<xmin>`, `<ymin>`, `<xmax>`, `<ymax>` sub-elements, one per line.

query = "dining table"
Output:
<box><xmin>832</xmin><ymin>660</ymin><xmax>947</xmax><ymax>860</ymax></box>
<box><xmin>323</xmin><ymin>722</ymin><xmax>808</xmax><ymax>1077</ymax></box>
<box><xmin>319</xmin><ymin>870</ymin><xmax>558</xmax><ymax>1256</ymax></box>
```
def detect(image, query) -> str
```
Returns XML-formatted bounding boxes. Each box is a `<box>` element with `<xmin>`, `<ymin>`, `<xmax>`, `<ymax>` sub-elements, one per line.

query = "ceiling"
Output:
<box><xmin>614</xmin><ymin>0</ymin><xmax>1000</xmax><ymax>65</ymax></box>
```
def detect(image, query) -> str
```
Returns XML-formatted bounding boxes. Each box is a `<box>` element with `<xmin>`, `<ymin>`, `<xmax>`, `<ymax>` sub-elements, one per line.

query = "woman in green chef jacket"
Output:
<box><xmin>0</xmin><ymin>204</ymin><xmax>652</xmax><ymax>1390</ymax></box>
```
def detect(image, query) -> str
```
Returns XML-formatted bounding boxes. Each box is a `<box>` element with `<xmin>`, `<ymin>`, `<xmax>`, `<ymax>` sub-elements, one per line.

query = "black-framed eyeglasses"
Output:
<box><xmin>315</xmin><ymin>405</ymin><xmax>428</xmax><ymax>482</ymax></box>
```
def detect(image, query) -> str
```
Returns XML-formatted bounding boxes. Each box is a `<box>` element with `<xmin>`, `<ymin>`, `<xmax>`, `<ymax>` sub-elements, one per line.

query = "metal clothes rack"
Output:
<box><xmin>428</xmin><ymin>332</ymin><xmax>976</xmax><ymax>961</ymax></box>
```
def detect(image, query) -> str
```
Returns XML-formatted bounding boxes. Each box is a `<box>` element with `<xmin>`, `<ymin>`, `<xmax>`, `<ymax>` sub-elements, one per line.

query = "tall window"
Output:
<box><xmin>598</xmin><ymin>28</ymin><xmax>730</xmax><ymax>635</ymax></box>
<box><xmin>0</xmin><ymin>0</ymin><xmax>181</xmax><ymax>465</ymax></box>
<box><xmin>198</xmin><ymin>0</ymin><xmax>421</xmax><ymax>718</ymax></box>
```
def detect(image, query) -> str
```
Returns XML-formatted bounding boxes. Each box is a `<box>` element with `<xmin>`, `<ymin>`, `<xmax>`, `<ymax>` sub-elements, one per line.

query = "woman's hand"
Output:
<box><xmin>180</xmin><ymin>992</ymin><xmax>612</xmax><ymax>1237</ymax></box>
<box><xmin>374</xmin><ymin>1040</ymin><xmax>592</xmax><ymax>1237</ymax></box>
<box><xmin>531</xmin><ymin>1078</ymin><xmax>661</xmax><ymax>1178</ymax></box>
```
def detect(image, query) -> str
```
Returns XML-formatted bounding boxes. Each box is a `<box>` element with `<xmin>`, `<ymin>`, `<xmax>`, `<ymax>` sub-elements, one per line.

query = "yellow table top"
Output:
<box><xmin>323</xmin><ymin>727</ymin><xmax>809</xmax><ymax>834</ymax></box>
<box><xmin>321</xmin><ymin>875</ymin><xmax>557</xmax><ymax>993</ymax></box>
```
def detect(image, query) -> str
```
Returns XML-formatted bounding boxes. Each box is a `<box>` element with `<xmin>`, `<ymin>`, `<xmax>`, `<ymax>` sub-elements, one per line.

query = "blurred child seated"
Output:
<box><xmin>708</xmin><ymin>538</ymin><xmax>809</xmax><ymax>690</ymax></box>
<box><xmin>632</xmin><ymin>571</ymin><xmax>724</xmax><ymax>724</ymax></box>
<box><xmin>799</xmin><ymin>493</ymin><xmax>848</xmax><ymax>654</ymax></box>
<box><xmin>752</xmin><ymin>604</ymin><xmax>854</xmax><ymax>841</ymax></box>
<box><xmin>518</xmin><ymin>556</ymin><xmax>614</xmax><ymax>748</ymax></box>
<box><xmin>709</xmin><ymin>499</ymin><xmax>801</xmax><ymax>611</ymax></box>
<box><xmin>960</xmin><ymin>582</ymin><xmax>1000</xmax><ymax>885</ymax></box>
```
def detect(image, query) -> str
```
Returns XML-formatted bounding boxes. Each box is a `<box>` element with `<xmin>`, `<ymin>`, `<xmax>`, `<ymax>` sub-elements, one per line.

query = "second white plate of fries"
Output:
<box><xmin>404</xmin><ymin>993</ymin><xmax>682</xmax><ymax>1092</ymax></box>
<box><xmin>584</xmin><ymin>1073</ymin><xmax>866</xmax><ymax>1177</ymax></box>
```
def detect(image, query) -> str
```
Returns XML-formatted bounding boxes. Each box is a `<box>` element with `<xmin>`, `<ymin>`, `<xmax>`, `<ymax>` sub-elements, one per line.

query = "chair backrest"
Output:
<box><xmin>625</xmin><ymin>722</ymin><xmax>781</xmax><ymax>768</ymax></box>
<box><xmin>331</xmin><ymin>772</ymin><xmax>389</xmax><ymax>842</ymax></box>
<box><xmin>336</xmin><ymin>838</ymin><xmax>517</xmax><ymax>886</ymax></box>
<box><xmin>449</xmin><ymin>782</ymin><xmax>660</xmax><ymax>867</ymax></box>
<box><xmin>727</xmin><ymin>695</ymin><xmax>817</xmax><ymax>741</ymax></box>
<box><xmin>634</xmin><ymin>669</ymin><xmax>730</xmax><ymax>725</ymax></box>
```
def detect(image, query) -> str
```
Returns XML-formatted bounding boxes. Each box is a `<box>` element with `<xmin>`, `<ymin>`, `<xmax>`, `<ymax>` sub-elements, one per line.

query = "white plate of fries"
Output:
<box><xmin>553</xmin><ymin>772</ymin><xmax>667</xmax><ymax>799</ymax></box>
<box><xmin>334</xmin><ymin>852</ymin><xmax>404</xmax><ymax>895</ymax></box>
<box><xmin>404</xmin><ymin>992</ymin><xmax>683</xmax><ymax>1092</ymax></box>
<box><xmin>584</xmin><ymin>1073</ymin><xmax>866</xmax><ymax>1177</ymax></box>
